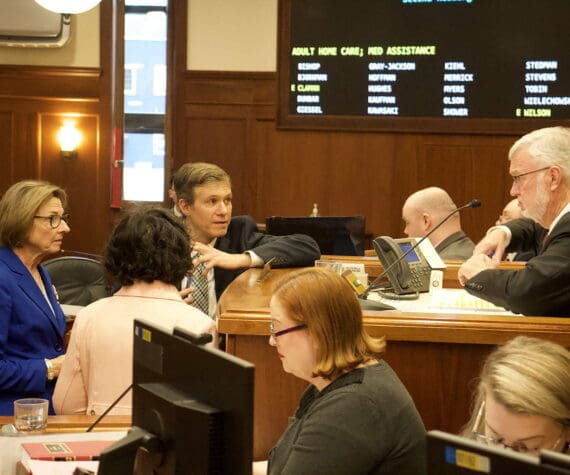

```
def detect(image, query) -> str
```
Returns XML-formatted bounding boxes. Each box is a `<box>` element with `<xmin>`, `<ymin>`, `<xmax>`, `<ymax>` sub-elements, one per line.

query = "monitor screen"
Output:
<box><xmin>100</xmin><ymin>319</ymin><xmax>255</xmax><ymax>475</ymax></box>
<box><xmin>427</xmin><ymin>430</ymin><xmax>569</xmax><ymax>474</ymax></box>
<box><xmin>278</xmin><ymin>0</ymin><xmax>570</xmax><ymax>134</ymax></box>
<box><xmin>265</xmin><ymin>216</ymin><xmax>366</xmax><ymax>256</ymax></box>
<box><xmin>398</xmin><ymin>241</ymin><xmax>421</xmax><ymax>264</ymax></box>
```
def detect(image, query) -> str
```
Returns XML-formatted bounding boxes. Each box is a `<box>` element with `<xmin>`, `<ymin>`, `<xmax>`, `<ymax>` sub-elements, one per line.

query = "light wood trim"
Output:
<box><xmin>0</xmin><ymin>415</ymin><xmax>131</xmax><ymax>433</ymax></box>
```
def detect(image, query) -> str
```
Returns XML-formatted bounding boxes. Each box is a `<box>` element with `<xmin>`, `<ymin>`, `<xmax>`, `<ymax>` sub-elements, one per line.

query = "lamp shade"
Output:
<box><xmin>58</xmin><ymin>122</ymin><xmax>82</xmax><ymax>153</ymax></box>
<box><xmin>35</xmin><ymin>0</ymin><xmax>101</xmax><ymax>14</ymax></box>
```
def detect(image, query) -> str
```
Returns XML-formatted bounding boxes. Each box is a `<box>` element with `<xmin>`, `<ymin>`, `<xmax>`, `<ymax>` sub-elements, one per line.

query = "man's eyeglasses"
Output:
<box><xmin>473</xmin><ymin>400</ymin><xmax>566</xmax><ymax>455</ymax></box>
<box><xmin>511</xmin><ymin>166</ymin><xmax>550</xmax><ymax>185</ymax></box>
<box><xmin>33</xmin><ymin>214</ymin><xmax>70</xmax><ymax>229</ymax></box>
<box><xmin>269</xmin><ymin>321</ymin><xmax>307</xmax><ymax>339</ymax></box>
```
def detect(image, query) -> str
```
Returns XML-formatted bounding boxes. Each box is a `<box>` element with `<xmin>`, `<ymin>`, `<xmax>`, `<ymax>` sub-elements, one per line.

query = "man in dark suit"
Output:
<box><xmin>173</xmin><ymin>162</ymin><xmax>320</xmax><ymax>318</ymax></box>
<box><xmin>402</xmin><ymin>186</ymin><xmax>475</xmax><ymax>260</ymax></box>
<box><xmin>459</xmin><ymin>126</ymin><xmax>570</xmax><ymax>316</ymax></box>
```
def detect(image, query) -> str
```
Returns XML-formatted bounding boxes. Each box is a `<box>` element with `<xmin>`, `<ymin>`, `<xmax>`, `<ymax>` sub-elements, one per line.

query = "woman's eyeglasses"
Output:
<box><xmin>34</xmin><ymin>214</ymin><xmax>70</xmax><ymax>229</ymax></box>
<box><xmin>473</xmin><ymin>400</ymin><xmax>567</xmax><ymax>455</ymax></box>
<box><xmin>269</xmin><ymin>321</ymin><xmax>307</xmax><ymax>339</ymax></box>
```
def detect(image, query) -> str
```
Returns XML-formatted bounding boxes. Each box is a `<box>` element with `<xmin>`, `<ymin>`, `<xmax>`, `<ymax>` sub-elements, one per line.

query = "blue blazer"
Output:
<box><xmin>0</xmin><ymin>247</ymin><xmax>66</xmax><ymax>415</ymax></box>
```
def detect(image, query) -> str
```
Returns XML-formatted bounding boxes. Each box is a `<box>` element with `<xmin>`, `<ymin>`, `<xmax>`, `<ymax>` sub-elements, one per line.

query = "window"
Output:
<box><xmin>122</xmin><ymin>0</ymin><xmax>168</xmax><ymax>202</ymax></box>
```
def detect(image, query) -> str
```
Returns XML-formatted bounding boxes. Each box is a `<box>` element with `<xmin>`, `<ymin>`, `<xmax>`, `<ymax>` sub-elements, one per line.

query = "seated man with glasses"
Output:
<box><xmin>458</xmin><ymin>126</ymin><xmax>570</xmax><ymax>316</ymax></box>
<box><xmin>462</xmin><ymin>336</ymin><xmax>570</xmax><ymax>456</ymax></box>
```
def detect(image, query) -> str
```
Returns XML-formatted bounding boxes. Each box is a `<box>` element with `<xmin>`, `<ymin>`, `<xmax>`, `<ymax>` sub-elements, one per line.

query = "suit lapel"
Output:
<box><xmin>2</xmin><ymin>248</ymin><xmax>61</xmax><ymax>330</ymax></box>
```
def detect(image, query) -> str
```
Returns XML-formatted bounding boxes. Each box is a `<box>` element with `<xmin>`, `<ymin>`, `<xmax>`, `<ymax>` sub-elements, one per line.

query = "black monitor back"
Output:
<box><xmin>265</xmin><ymin>216</ymin><xmax>365</xmax><ymax>256</ymax></box>
<box><xmin>427</xmin><ymin>430</ymin><xmax>569</xmax><ymax>474</ymax></box>
<box><xmin>132</xmin><ymin>320</ymin><xmax>254</xmax><ymax>474</ymax></box>
<box><xmin>541</xmin><ymin>451</ymin><xmax>570</xmax><ymax>474</ymax></box>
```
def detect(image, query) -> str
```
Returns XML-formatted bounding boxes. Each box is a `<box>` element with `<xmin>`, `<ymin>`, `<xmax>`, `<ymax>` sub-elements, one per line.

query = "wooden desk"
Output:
<box><xmin>322</xmin><ymin>254</ymin><xmax>525</xmax><ymax>289</ymax></box>
<box><xmin>218</xmin><ymin>267</ymin><xmax>570</xmax><ymax>460</ymax></box>
<box><xmin>0</xmin><ymin>415</ymin><xmax>131</xmax><ymax>433</ymax></box>
<box><xmin>0</xmin><ymin>416</ymin><xmax>130</xmax><ymax>475</ymax></box>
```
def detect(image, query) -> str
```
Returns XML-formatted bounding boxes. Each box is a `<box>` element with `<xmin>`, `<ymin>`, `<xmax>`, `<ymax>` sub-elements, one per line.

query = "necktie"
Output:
<box><xmin>191</xmin><ymin>256</ymin><xmax>210</xmax><ymax>316</ymax></box>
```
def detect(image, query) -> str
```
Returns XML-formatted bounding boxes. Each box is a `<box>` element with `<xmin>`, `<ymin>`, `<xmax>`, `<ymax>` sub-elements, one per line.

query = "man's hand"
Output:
<box><xmin>193</xmin><ymin>242</ymin><xmax>252</xmax><ymax>274</ymax></box>
<box><xmin>472</xmin><ymin>228</ymin><xmax>509</xmax><ymax>265</ymax></box>
<box><xmin>179</xmin><ymin>286</ymin><xmax>196</xmax><ymax>305</ymax></box>
<box><xmin>458</xmin><ymin>253</ymin><xmax>497</xmax><ymax>286</ymax></box>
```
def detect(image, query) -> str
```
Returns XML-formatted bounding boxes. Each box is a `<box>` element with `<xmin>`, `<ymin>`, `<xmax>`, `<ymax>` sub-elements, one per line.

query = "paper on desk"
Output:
<box><xmin>0</xmin><ymin>431</ymin><xmax>125</xmax><ymax>475</ymax></box>
<box><xmin>24</xmin><ymin>459</ymin><xmax>98</xmax><ymax>475</ymax></box>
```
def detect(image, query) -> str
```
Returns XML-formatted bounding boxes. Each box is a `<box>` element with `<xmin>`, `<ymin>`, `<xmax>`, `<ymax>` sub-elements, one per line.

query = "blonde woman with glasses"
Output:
<box><xmin>0</xmin><ymin>180</ymin><xmax>70</xmax><ymax>415</ymax></box>
<box><xmin>463</xmin><ymin>336</ymin><xmax>570</xmax><ymax>456</ymax></box>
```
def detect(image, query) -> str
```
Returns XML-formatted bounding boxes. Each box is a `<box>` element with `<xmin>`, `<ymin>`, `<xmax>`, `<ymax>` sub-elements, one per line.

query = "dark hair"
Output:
<box><xmin>104</xmin><ymin>207</ymin><xmax>192</xmax><ymax>286</ymax></box>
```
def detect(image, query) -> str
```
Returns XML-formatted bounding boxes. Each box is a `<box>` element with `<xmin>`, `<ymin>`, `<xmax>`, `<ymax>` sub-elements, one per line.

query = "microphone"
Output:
<box><xmin>359</xmin><ymin>198</ymin><xmax>481</xmax><ymax>309</ymax></box>
<box><xmin>86</xmin><ymin>384</ymin><xmax>133</xmax><ymax>432</ymax></box>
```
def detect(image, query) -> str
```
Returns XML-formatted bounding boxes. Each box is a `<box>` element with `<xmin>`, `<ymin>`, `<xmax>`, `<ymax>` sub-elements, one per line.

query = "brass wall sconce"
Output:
<box><xmin>57</xmin><ymin>121</ymin><xmax>82</xmax><ymax>159</ymax></box>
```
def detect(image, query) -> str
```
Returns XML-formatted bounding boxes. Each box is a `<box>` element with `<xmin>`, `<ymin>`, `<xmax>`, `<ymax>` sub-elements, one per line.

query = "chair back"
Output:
<box><xmin>43</xmin><ymin>256</ymin><xmax>110</xmax><ymax>306</ymax></box>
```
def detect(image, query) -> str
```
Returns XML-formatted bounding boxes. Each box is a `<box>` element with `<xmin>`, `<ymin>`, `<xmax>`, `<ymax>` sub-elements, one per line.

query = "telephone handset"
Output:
<box><xmin>372</xmin><ymin>236</ymin><xmax>432</xmax><ymax>295</ymax></box>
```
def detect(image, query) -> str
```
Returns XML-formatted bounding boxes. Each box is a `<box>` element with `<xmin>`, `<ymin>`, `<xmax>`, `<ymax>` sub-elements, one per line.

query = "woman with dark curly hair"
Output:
<box><xmin>53</xmin><ymin>207</ymin><xmax>216</xmax><ymax>415</ymax></box>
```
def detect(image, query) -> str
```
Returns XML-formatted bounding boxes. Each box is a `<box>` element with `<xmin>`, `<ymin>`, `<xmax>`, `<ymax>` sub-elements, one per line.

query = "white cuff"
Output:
<box><xmin>245</xmin><ymin>251</ymin><xmax>264</xmax><ymax>268</ymax></box>
<box><xmin>486</xmin><ymin>225</ymin><xmax>512</xmax><ymax>246</ymax></box>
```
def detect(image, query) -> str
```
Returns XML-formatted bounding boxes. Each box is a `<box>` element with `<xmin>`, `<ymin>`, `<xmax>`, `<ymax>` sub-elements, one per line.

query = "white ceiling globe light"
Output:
<box><xmin>35</xmin><ymin>0</ymin><xmax>101</xmax><ymax>14</ymax></box>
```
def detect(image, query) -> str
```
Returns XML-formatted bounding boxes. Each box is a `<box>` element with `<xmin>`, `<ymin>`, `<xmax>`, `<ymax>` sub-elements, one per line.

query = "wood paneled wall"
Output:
<box><xmin>175</xmin><ymin>71</ymin><xmax>524</xmax><ymax>242</ymax></box>
<box><xmin>0</xmin><ymin>65</ymin><xmax>114</xmax><ymax>254</ymax></box>
<box><xmin>0</xmin><ymin>0</ymin><xmax>551</xmax><ymax>254</ymax></box>
<box><xmin>0</xmin><ymin>67</ymin><xmax>533</xmax><ymax>253</ymax></box>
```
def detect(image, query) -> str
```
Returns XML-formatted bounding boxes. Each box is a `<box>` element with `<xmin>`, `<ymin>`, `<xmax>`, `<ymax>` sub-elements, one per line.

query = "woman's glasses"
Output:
<box><xmin>269</xmin><ymin>321</ymin><xmax>307</xmax><ymax>339</ymax></box>
<box><xmin>473</xmin><ymin>400</ymin><xmax>567</xmax><ymax>455</ymax></box>
<box><xmin>34</xmin><ymin>214</ymin><xmax>70</xmax><ymax>229</ymax></box>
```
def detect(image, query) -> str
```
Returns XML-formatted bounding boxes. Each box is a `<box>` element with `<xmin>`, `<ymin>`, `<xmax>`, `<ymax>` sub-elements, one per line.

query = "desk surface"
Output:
<box><xmin>0</xmin><ymin>415</ymin><xmax>131</xmax><ymax>434</ymax></box>
<box><xmin>218</xmin><ymin>266</ymin><xmax>570</xmax><ymax>345</ymax></box>
<box><xmin>0</xmin><ymin>416</ymin><xmax>130</xmax><ymax>475</ymax></box>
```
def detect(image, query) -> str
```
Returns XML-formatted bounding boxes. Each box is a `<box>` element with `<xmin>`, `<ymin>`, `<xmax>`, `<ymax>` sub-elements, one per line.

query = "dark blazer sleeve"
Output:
<box><xmin>0</xmin><ymin>249</ymin><xmax>66</xmax><ymax>415</ymax></box>
<box><xmin>214</xmin><ymin>216</ymin><xmax>321</xmax><ymax>299</ymax></box>
<box><xmin>464</xmin><ymin>214</ymin><xmax>570</xmax><ymax>316</ymax></box>
<box><xmin>504</xmin><ymin>217</ymin><xmax>547</xmax><ymax>255</ymax></box>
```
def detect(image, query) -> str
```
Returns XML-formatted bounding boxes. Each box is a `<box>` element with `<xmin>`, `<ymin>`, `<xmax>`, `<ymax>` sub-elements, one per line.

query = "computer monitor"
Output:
<box><xmin>427</xmin><ymin>430</ymin><xmax>569</xmax><ymax>474</ymax></box>
<box><xmin>99</xmin><ymin>319</ymin><xmax>255</xmax><ymax>475</ymax></box>
<box><xmin>265</xmin><ymin>216</ymin><xmax>366</xmax><ymax>256</ymax></box>
<box><xmin>541</xmin><ymin>451</ymin><xmax>570</xmax><ymax>474</ymax></box>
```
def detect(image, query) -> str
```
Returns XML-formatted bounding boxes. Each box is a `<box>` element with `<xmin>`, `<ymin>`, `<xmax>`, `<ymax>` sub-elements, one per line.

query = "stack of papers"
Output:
<box><xmin>428</xmin><ymin>289</ymin><xmax>509</xmax><ymax>312</ymax></box>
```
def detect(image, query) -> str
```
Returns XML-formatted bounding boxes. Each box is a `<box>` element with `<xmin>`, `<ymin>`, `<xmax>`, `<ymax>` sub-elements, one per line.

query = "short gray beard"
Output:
<box><xmin>522</xmin><ymin>179</ymin><xmax>549</xmax><ymax>224</ymax></box>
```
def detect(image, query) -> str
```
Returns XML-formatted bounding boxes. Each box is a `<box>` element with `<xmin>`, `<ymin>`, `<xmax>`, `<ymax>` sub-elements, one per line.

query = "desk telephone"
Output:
<box><xmin>372</xmin><ymin>236</ymin><xmax>432</xmax><ymax>295</ymax></box>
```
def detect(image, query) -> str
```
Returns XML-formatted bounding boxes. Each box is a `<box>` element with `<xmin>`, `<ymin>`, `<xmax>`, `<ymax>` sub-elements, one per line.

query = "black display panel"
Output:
<box><xmin>277</xmin><ymin>0</ymin><xmax>570</xmax><ymax>134</ymax></box>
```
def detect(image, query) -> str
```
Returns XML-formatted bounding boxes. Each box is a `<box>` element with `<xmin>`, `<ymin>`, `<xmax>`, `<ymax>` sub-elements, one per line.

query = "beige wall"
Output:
<box><xmin>187</xmin><ymin>0</ymin><xmax>277</xmax><ymax>71</ymax></box>
<box><xmin>0</xmin><ymin>8</ymin><xmax>100</xmax><ymax>68</ymax></box>
<box><xmin>0</xmin><ymin>1</ymin><xmax>277</xmax><ymax>71</ymax></box>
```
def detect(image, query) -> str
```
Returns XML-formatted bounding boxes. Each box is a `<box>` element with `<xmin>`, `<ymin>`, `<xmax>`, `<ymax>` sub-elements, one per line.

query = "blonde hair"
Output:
<box><xmin>272</xmin><ymin>267</ymin><xmax>385</xmax><ymax>379</ymax></box>
<box><xmin>462</xmin><ymin>336</ymin><xmax>570</xmax><ymax>437</ymax></box>
<box><xmin>0</xmin><ymin>180</ymin><xmax>67</xmax><ymax>248</ymax></box>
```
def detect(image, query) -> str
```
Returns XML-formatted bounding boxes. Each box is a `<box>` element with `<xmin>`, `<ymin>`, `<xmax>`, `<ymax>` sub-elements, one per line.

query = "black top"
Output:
<box><xmin>268</xmin><ymin>361</ymin><xmax>427</xmax><ymax>475</ymax></box>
